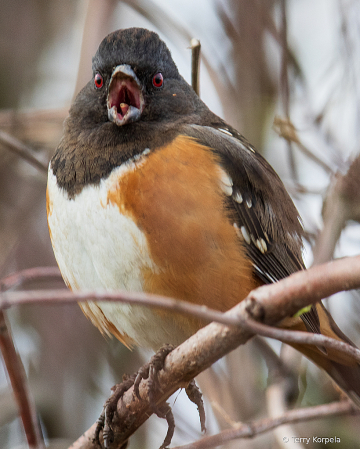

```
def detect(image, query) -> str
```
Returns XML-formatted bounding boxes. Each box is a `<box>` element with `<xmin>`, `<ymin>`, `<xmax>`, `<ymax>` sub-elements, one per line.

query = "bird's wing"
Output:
<box><xmin>182</xmin><ymin>124</ymin><xmax>321</xmax><ymax>333</ymax></box>
<box><xmin>181</xmin><ymin>124</ymin><xmax>360</xmax><ymax>406</ymax></box>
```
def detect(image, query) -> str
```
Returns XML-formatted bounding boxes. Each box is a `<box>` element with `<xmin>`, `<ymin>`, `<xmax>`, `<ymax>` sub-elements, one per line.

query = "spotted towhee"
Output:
<box><xmin>47</xmin><ymin>27</ymin><xmax>360</xmax><ymax>438</ymax></box>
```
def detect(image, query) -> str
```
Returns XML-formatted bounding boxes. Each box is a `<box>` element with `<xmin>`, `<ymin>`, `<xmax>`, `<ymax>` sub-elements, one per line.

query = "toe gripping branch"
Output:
<box><xmin>94</xmin><ymin>344</ymin><xmax>206</xmax><ymax>449</ymax></box>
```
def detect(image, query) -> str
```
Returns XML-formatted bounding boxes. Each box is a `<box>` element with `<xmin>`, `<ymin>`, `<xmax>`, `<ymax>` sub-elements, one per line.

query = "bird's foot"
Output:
<box><xmin>94</xmin><ymin>373</ymin><xmax>136</xmax><ymax>448</ymax></box>
<box><xmin>94</xmin><ymin>344</ymin><xmax>205</xmax><ymax>449</ymax></box>
<box><xmin>134</xmin><ymin>344</ymin><xmax>176</xmax><ymax>449</ymax></box>
<box><xmin>185</xmin><ymin>378</ymin><xmax>206</xmax><ymax>433</ymax></box>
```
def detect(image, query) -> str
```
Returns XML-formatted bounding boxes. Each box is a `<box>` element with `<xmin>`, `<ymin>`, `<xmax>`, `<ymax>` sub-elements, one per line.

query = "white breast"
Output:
<box><xmin>47</xmin><ymin>161</ymin><xmax>181</xmax><ymax>349</ymax></box>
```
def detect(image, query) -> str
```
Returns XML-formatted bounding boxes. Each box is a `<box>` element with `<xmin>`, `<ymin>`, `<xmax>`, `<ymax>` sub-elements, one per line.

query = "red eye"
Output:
<box><xmin>94</xmin><ymin>73</ymin><xmax>103</xmax><ymax>89</ymax></box>
<box><xmin>152</xmin><ymin>72</ymin><xmax>163</xmax><ymax>88</ymax></box>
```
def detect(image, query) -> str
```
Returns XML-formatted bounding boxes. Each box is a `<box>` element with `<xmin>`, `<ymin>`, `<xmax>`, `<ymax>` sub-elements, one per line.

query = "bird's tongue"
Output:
<box><xmin>119</xmin><ymin>103</ymin><xmax>129</xmax><ymax>116</ymax></box>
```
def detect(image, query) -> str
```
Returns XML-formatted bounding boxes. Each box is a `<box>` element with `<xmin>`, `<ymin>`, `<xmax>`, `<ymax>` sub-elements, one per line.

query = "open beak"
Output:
<box><xmin>107</xmin><ymin>65</ymin><xmax>144</xmax><ymax>126</ymax></box>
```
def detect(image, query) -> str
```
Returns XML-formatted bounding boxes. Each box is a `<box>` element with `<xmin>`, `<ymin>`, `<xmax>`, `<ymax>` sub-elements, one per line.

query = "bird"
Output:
<box><xmin>47</xmin><ymin>27</ymin><xmax>360</xmax><ymax>445</ymax></box>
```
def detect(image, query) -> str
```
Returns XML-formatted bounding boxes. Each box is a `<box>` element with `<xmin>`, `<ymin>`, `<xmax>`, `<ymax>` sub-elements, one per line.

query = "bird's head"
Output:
<box><xmin>73</xmin><ymin>27</ymin><xmax>200</xmax><ymax>131</ymax></box>
<box><xmin>52</xmin><ymin>28</ymin><xmax>218</xmax><ymax>194</ymax></box>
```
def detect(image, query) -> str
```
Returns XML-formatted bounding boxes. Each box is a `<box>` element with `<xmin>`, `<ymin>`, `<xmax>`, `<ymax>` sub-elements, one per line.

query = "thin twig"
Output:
<box><xmin>279</xmin><ymin>0</ymin><xmax>297</xmax><ymax>181</ymax></box>
<box><xmin>171</xmin><ymin>400</ymin><xmax>358</xmax><ymax>449</ymax></box>
<box><xmin>280</xmin><ymin>0</ymin><xmax>290</xmax><ymax>119</ymax></box>
<box><xmin>273</xmin><ymin>116</ymin><xmax>334</xmax><ymax>174</ymax></box>
<box><xmin>190</xmin><ymin>38</ymin><xmax>201</xmax><ymax>96</ymax></box>
<box><xmin>0</xmin><ymin>266</ymin><xmax>62</xmax><ymax>291</ymax></box>
<box><xmin>238</xmin><ymin>316</ymin><xmax>360</xmax><ymax>363</ymax></box>
<box><xmin>0</xmin><ymin>256</ymin><xmax>359</xmax><ymax>327</ymax></box>
<box><xmin>313</xmin><ymin>155</ymin><xmax>360</xmax><ymax>265</ymax></box>
<box><xmin>1</xmin><ymin>257</ymin><xmax>360</xmax><ymax>365</ymax></box>
<box><xmin>0</xmin><ymin>130</ymin><xmax>48</xmax><ymax>173</ymax></box>
<box><xmin>0</xmin><ymin>311</ymin><xmax>44</xmax><ymax>449</ymax></box>
<box><xmin>3</xmin><ymin>286</ymin><xmax>359</xmax><ymax>362</ymax></box>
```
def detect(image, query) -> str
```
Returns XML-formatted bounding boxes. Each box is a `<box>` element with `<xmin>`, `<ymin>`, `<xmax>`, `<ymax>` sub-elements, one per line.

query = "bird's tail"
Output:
<box><xmin>282</xmin><ymin>302</ymin><xmax>360</xmax><ymax>407</ymax></box>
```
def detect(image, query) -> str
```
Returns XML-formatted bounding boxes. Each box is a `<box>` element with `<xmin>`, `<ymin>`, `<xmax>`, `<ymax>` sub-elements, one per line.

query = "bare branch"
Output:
<box><xmin>190</xmin><ymin>38</ymin><xmax>201</xmax><ymax>96</ymax></box>
<box><xmin>2</xmin><ymin>255</ymin><xmax>360</xmax><ymax>325</ymax></box>
<box><xmin>237</xmin><ymin>316</ymin><xmax>360</xmax><ymax>363</ymax></box>
<box><xmin>273</xmin><ymin>116</ymin><xmax>334</xmax><ymax>174</ymax></box>
<box><xmin>0</xmin><ymin>311</ymin><xmax>44</xmax><ymax>449</ymax></box>
<box><xmin>279</xmin><ymin>0</ymin><xmax>297</xmax><ymax>181</ymax></box>
<box><xmin>313</xmin><ymin>154</ymin><xmax>360</xmax><ymax>264</ymax></box>
<box><xmin>1</xmin><ymin>258</ymin><xmax>360</xmax><ymax>366</ymax></box>
<box><xmin>0</xmin><ymin>107</ymin><xmax>68</xmax><ymax>151</ymax></box>
<box><xmin>3</xmin><ymin>277</ymin><xmax>360</xmax><ymax>365</ymax></box>
<box><xmin>171</xmin><ymin>400</ymin><xmax>358</xmax><ymax>449</ymax></box>
<box><xmin>0</xmin><ymin>266</ymin><xmax>62</xmax><ymax>291</ymax></box>
<box><xmin>0</xmin><ymin>129</ymin><xmax>48</xmax><ymax>173</ymax></box>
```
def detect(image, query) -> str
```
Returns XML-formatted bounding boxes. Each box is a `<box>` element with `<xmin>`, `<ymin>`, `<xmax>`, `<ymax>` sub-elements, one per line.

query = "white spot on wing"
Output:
<box><xmin>217</xmin><ymin>168</ymin><xmax>233</xmax><ymax>196</ymax></box>
<box><xmin>240</xmin><ymin>226</ymin><xmax>251</xmax><ymax>245</ymax></box>
<box><xmin>233</xmin><ymin>191</ymin><xmax>243</xmax><ymax>204</ymax></box>
<box><xmin>218</xmin><ymin>128</ymin><xmax>233</xmax><ymax>137</ymax></box>
<box><xmin>256</xmin><ymin>238</ymin><xmax>267</xmax><ymax>254</ymax></box>
<box><xmin>250</xmin><ymin>233</ymin><xmax>257</xmax><ymax>246</ymax></box>
<box><xmin>221</xmin><ymin>184</ymin><xmax>233</xmax><ymax>196</ymax></box>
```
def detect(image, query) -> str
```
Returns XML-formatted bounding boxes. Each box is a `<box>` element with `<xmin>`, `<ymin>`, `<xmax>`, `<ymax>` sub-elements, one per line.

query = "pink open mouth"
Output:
<box><xmin>107</xmin><ymin>65</ymin><xmax>144</xmax><ymax>126</ymax></box>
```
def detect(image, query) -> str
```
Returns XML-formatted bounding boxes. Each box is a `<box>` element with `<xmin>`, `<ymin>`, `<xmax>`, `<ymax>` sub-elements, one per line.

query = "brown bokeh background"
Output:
<box><xmin>1</xmin><ymin>1</ymin><xmax>360</xmax><ymax>448</ymax></box>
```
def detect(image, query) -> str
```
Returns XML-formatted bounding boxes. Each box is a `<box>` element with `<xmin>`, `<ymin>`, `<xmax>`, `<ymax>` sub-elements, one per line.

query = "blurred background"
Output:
<box><xmin>1</xmin><ymin>0</ymin><xmax>360</xmax><ymax>448</ymax></box>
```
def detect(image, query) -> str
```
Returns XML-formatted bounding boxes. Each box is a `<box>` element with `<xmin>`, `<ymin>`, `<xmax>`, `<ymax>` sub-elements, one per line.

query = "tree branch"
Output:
<box><xmin>190</xmin><ymin>38</ymin><xmax>201</xmax><ymax>96</ymax></box>
<box><xmin>279</xmin><ymin>0</ymin><xmax>297</xmax><ymax>181</ymax></box>
<box><xmin>0</xmin><ymin>129</ymin><xmax>48</xmax><ymax>173</ymax></box>
<box><xmin>171</xmin><ymin>400</ymin><xmax>358</xmax><ymax>449</ymax></box>
<box><xmin>313</xmin><ymin>154</ymin><xmax>360</xmax><ymax>264</ymax></box>
<box><xmin>2</xmin><ymin>256</ymin><xmax>360</xmax><ymax>325</ymax></box>
<box><xmin>237</xmin><ymin>317</ymin><xmax>360</xmax><ymax>363</ymax></box>
<box><xmin>273</xmin><ymin>116</ymin><xmax>334</xmax><ymax>174</ymax></box>
<box><xmin>0</xmin><ymin>266</ymin><xmax>62</xmax><ymax>291</ymax></box>
<box><xmin>0</xmin><ymin>311</ymin><xmax>44</xmax><ymax>449</ymax></box>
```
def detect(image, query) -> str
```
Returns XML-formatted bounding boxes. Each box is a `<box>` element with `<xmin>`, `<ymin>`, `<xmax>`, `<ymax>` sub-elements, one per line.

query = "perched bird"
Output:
<box><xmin>47</xmin><ymin>27</ymin><xmax>360</xmax><ymax>443</ymax></box>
